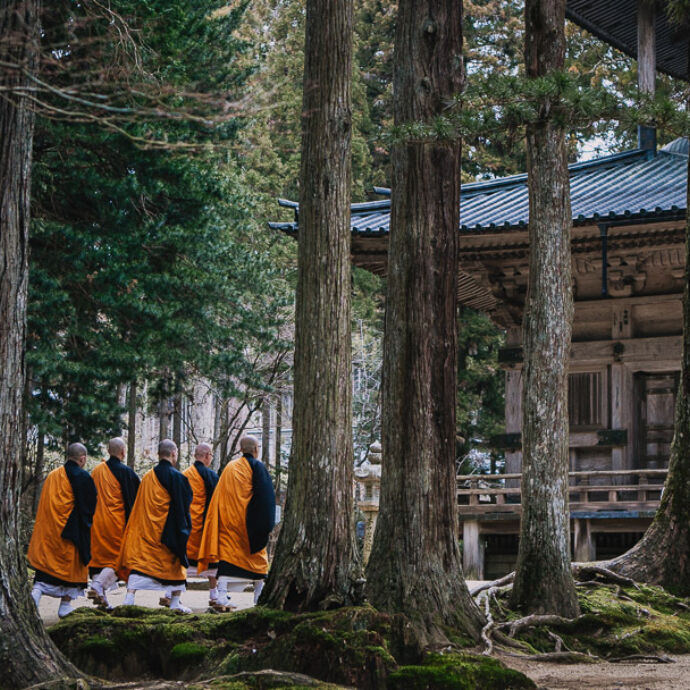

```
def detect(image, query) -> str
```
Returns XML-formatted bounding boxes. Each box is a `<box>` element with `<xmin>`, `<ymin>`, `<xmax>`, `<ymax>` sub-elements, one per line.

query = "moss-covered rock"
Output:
<box><xmin>387</xmin><ymin>653</ymin><xmax>535</xmax><ymax>690</ymax></box>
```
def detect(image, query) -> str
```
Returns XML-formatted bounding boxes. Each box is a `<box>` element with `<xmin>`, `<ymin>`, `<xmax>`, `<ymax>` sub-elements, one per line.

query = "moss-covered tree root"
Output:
<box><xmin>48</xmin><ymin>605</ymin><xmax>533</xmax><ymax>689</ymax></box>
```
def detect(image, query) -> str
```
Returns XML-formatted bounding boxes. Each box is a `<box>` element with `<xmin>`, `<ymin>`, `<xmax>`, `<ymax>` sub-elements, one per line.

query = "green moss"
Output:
<box><xmin>170</xmin><ymin>641</ymin><xmax>210</xmax><ymax>665</ymax></box>
<box><xmin>504</xmin><ymin>584</ymin><xmax>690</xmax><ymax>660</ymax></box>
<box><xmin>387</xmin><ymin>653</ymin><xmax>535</xmax><ymax>690</ymax></box>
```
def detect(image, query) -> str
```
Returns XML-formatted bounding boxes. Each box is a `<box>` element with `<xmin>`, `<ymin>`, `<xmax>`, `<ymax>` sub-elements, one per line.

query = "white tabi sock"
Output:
<box><xmin>58</xmin><ymin>600</ymin><xmax>73</xmax><ymax>618</ymax></box>
<box><xmin>169</xmin><ymin>594</ymin><xmax>191</xmax><ymax>613</ymax></box>
<box><xmin>123</xmin><ymin>591</ymin><xmax>135</xmax><ymax>606</ymax></box>
<box><xmin>209</xmin><ymin>587</ymin><xmax>218</xmax><ymax>602</ymax></box>
<box><xmin>31</xmin><ymin>586</ymin><xmax>41</xmax><ymax>608</ymax></box>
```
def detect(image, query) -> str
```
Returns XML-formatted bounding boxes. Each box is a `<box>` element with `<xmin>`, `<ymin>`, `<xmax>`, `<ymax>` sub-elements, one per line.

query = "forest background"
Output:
<box><xmin>22</xmin><ymin>0</ymin><xmax>685</xmax><ymax>502</ymax></box>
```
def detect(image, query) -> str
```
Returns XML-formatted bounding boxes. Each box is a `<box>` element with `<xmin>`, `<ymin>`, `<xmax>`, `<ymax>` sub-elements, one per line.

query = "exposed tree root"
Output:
<box><xmin>501</xmin><ymin>650</ymin><xmax>599</xmax><ymax>663</ymax></box>
<box><xmin>471</xmin><ymin>572</ymin><xmax>514</xmax><ymax>597</ymax></box>
<box><xmin>472</xmin><ymin>562</ymin><xmax>641</xmax><ymax>601</ymax></box>
<box><xmin>607</xmin><ymin>654</ymin><xmax>675</xmax><ymax>664</ymax></box>
<box><xmin>496</xmin><ymin>613</ymin><xmax>584</xmax><ymax>638</ymax></box>
<box><xmin>470</xmin><ymin>564</ymin><xmax>686</xmax><ymax>667</ymax></box>
<box><xmin>571</xmin><ymin>563</ymin><xmax>639</xmax><ymax>588</ymax></box>
<box><xmin>477</xmin><ymin>587</ymin><xmax>497</xmax><ymax>656</ymax></box>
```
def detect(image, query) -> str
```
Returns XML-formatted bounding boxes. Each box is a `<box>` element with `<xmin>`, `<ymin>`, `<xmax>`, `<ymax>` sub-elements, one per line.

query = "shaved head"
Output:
<box><xmin>108</xmin><ymin>436</ymin><xmax>126</xmax><ymax>460</ymax></box>
<box><xmin>194</xmin><ymin>443</ymin><xmax>213</xmax><ymax>467</ymax></box>
<box><xmin>240</xmin><ymin>435</ymin><xmax>260</xmax><ymax>456</ymax></box>
<box><xmin>158</xmin><ymin>439</ymin><xmax>178</xmax><ymax>465</ymax></box>
<box><xmin>67</xmin><ymin>442</ymin><xmax>88</xmax><ymax>468</ymax></box>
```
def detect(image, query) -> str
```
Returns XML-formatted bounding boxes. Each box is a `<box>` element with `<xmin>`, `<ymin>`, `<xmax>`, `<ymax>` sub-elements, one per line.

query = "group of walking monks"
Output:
<box><xmin>27</xmin><ymin>434</ymin><xmax>276</xmax><ymax>618</ymax></box>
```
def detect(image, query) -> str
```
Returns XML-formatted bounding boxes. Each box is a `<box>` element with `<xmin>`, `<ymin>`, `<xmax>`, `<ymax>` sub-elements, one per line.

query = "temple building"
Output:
<box><xmin>271</xmin><ymin>1</ymin><xmax>689</xmax><ymax>578</ymax></box>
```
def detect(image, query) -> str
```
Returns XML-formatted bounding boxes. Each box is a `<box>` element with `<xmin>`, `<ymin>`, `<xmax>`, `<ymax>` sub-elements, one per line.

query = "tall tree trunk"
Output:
<box><xmin>607</xmin><ymin>62</ymin><xmax>690</xmax><ymax>593</ymax></box>
<box><xmin>509</xmin><ymin>0</ymin><xmax>579</xmax><ymax>617</ymax></box>
<box><xmin>0</xmin><ymin>0</ymin><xmax>80</xmax><ymax>682</ymax></box>
<box><xmin>212</xmin><ymin>389</ymin><xmax>222</xmax><ymax>471</ymax></box>
<box><xmin>172</xmin><ymin>391</ymin><xmax>182</xmax><ymax>450</ymax></box>
<box><xmin>261</xmin><ymin>0</ymin><xmax>361</xmax><ymax>610</ymax></box>
<box><xmin>114</xmin><ymin>382</ymin><xmax>126</xmax><ymax>436</ymax></box>
<box><xmin>275</xmin><ymin>392</ymin><xmax>283</xmax><ymax>497</ymax></box>
<box><xmin>262</xmin><ymin>395</ymin><xmax>271</xmax><ymax>467</ymax></box>
<box><xmin>127</xmin><ymin>379</ymin><xmax>137</xmax><ymax>468</ymax></box>
<box><xmin>32</xmin><ymin>429</ymin><xmax>44</xmax><ymax>515</ymax></box>
<box><xmin>365</xmin><ymin>0</ymin><xmax>483</xmax><ymax>645</ymax></box>
<box><xmin>158</xmin><ymin>376</ymin><xmax>170</xmax><ymax>441</ymax></box>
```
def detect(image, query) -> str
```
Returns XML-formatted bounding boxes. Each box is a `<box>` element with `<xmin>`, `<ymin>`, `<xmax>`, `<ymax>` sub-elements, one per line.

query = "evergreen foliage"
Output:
<box><xmin>27</xmin><ymin>0</ymin><xmax>289</xmax><ymax>449</ymax></box>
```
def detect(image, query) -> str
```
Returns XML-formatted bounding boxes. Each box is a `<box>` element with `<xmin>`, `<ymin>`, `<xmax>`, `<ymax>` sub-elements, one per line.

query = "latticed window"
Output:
<box><xmin>568</xmin><ymin>372</ymin><xmax>604</xmax><ymax>428</ymax></box>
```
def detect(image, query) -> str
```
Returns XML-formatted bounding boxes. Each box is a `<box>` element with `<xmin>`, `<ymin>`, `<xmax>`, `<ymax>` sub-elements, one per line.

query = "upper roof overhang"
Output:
<box><xmin>566</xmin><ymin>0</ymin><xmax>689</xmax><ymax>82</ymax></box>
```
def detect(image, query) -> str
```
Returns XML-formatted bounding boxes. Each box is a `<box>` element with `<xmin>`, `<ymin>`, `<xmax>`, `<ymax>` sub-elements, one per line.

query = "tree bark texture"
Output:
<box><xmin>509</xmin><ymin>0</ymin><xmax>579</xmax><ymax>617</ymax></box>
<box><xmin>275</xmin><ymin>393</ymin><xmax>282</xmax><ymax>496</ymax></box>
<box><xmin>260</xmin><ymin>0</ymin><xmax>361</xmax><ymax>611</ymax></box>
<box><xmin>0</xmin><ymin>0</ymin><xmax>80</xmax><ymax>683</ymax></box>
<box><xmin>127</xmin><ymin>379</ymin><xmax>137</xmax><ymax>468</ymax></box>
<box><xmin>607</xmin><ymin>83</ymin><xmax>690</xmax><ymax>594</ymax></box>
<box><xmin>262</xmin><ymin>395</ymin><xmax>271</xmax><ymax>468</ymax></box>
<box><xmin>365</xmin><ymin>0</ymin><xmax>483</xmax><ymax>644</ymax></box>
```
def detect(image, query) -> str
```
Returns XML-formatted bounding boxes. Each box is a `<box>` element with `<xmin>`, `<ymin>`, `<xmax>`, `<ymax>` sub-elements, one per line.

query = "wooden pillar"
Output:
<box><xmin>463</xmin><ymin>520</ymin><xmax>484</xmax><ymax>580</ymax></box>
<box><xmin>637</xmin><ymin>0</ymin><xmax>656</xmax><ymax>151</ymax></box>
<box><xmin>573</xmin><ymin>518</ymin><xmax>595</xmax><ymax>563</ymax></box>
<box><xmin>261</xmin><ymin>396</ymin><xmax>271</xmax><ymax>467</ymax></box>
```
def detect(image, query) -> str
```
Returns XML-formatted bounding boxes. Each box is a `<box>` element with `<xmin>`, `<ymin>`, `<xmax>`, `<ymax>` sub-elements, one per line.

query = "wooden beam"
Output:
<box><xmin>637</xmin><ymin>0</ymin><xmax>656</xmax><ymax>150</ymax></box>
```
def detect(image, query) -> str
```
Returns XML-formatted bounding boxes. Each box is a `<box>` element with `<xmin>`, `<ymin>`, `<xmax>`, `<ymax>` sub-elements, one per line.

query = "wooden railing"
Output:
<box><xmin>457</xmin><ymin>469</ymin><xmax>668</xmax><ymax>515</ymax></box>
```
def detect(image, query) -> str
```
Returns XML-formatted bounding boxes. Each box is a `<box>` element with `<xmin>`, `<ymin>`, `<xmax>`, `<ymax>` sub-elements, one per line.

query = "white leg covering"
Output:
<box><xmin>93</xmin><ymin>567</ymin><xmax>119</xmax><ymax>591</ymax></box>
<box><xmin>253</xmin><ymin>580</ymin><xmax>264</xmax><ymax>605</ymax></box>
<box><xmin>31</xmin><ymin>586</ymin><xmax>41</xmax><ymax>608</ymax></box>
<box><xmin>169</xmin><ymin>592</ymin><xmax>191</xmax><ymax>613</ymax></box>
<box><xmin>123</xmin><ymin>591</ymin><xmax>136</xmax><ymax>606</ymax></box>
<box><xmin>58</xmin><ymin>600</ymin><xmax>74</xmax><ymax>618</ymax></box>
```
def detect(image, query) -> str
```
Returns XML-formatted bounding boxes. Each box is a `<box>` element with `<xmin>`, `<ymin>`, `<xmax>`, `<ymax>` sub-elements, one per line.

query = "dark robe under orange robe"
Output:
<box><xmin>27</xmin><ymin>462</ymin><xmax>97</xmax><ymax>587</ymax></box>
<box><xmin>197</xmin><ymin>454</ymin><xmax>275</xmax><ymax>578</ymax></box>
<box><xmin>90</xmin><ymin>458</ymin><xmax>139</xmax><ymax>572</ymax></box>
<box><xmin>118</xmin><ymin>461</ymin><xmax>192</xmax><ymax>584</ymax></box>
<box><xmin>183</xmin><ymin>461</ymin><xmax>218</xmax><ymax>564</ymax></box>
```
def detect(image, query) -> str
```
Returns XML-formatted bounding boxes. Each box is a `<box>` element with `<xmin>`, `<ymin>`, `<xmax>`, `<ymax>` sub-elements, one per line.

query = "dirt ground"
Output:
<box><xmin>501</xmin><ymin>653</ymin><xmax>690</xmax><ymax>689</ymax></box>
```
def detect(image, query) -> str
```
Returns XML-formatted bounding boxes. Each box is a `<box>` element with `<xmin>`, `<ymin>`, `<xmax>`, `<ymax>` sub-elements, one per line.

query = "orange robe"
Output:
<box><xmin>118</xmin><ymin>467</ymin><xmax>188</xmax><ymax>583</ymax></box>
<box><xmin>184</xmin><ymin>465</ymin><xmax>208</xmax><ymax>562</ymax></box>
<box><xmin>197</xmin><ymin>455</ymin><xmax>272</xmax><ymax>576</ymax></box>
<box><xmin>27</xmin><ymin>466</ymin><xmax>90</xmax><ymax>586</ymax></box>
<box><xmin>90</xmin><ymin>461</ymin><xmax>130</xmax><ymax>570</ymax></box>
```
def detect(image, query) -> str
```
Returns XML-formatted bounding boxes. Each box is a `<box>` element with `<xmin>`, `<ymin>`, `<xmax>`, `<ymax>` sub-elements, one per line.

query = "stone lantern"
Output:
<box><xmin>354</xmin><ymin>441</ymin><xmax>382</xmax><ymax>564</ymax></box>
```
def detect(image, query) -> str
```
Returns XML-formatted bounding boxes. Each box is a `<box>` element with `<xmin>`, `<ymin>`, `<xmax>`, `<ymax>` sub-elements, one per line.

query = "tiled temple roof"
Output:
<box><xmin>270</xmin><ymin>138</ymin><xmax>688</xmax><ymax>237</ymax></box>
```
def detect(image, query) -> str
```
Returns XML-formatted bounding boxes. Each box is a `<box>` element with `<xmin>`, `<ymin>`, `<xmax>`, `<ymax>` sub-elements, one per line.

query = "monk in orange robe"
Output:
<box><xmin>87</xmin><ymin>437</ymin><xmax>140</xmax><ymax>608</ymax></box>
<box><xmin>198</xmin><ymin>435</ymin><xmax>275</xmax><ymax>609</ymax></box>
<box><xmin>27</xmin><ymin>442</ymin><xmax>97</xmax><ymax>618</ymax></box>
<box><xmin>118</xmin><ymin>439</ymin><xmax>193</xmax><ymax>612</ymax></box>
<box><xmin>162</xmin><ymin>443</ymin><xmax>219</xmax><ymax>607</ymax></box>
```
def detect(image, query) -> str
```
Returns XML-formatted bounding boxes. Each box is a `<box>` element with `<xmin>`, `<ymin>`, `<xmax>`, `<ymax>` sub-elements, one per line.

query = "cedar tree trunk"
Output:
<box><xmin>260</xmin><ymin>0</ymin><xmax>361</xmax><ymax>610</ymax></box>
<box><xmin>0</xmin><ymin>0</ymin><xmax>80</xmax><ymax>682</ymax></box>
<box><xmin>607</xmin><ymin>90</ymin><xmax>690</xmax><ymax>593</ymax></box>
<box><xmin>261</xmin><ymin>395</ymin><xmax>271</xmax><ymax>467</ymax></box>
<box><xmin>365</xmin><ymin>0</ymin><xmax>484</xmax><ymax>644</ymax></box>
<box><xmin>509</xmin><ymin>0</ymin><xmax>579</xmax><ymax>617</ymax></box>
<box><xmin>127</xmin><ymin>379</ymin><xmax>137</xmax><ymax>468</ymax></box>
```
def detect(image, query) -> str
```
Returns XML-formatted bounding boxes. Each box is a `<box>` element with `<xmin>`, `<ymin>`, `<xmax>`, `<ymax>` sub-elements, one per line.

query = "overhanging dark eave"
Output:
<box><xmin>566</xmin><ymin>2</ymin><xmax>689</xmax><ymax>82</ymax></box>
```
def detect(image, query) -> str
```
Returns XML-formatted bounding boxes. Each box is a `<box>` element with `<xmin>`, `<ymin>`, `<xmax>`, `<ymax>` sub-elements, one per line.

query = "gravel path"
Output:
<box><xmin>501</xmin><ymin>653</ymin><xmax>690</xmax><ymax>689</ymax></box>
